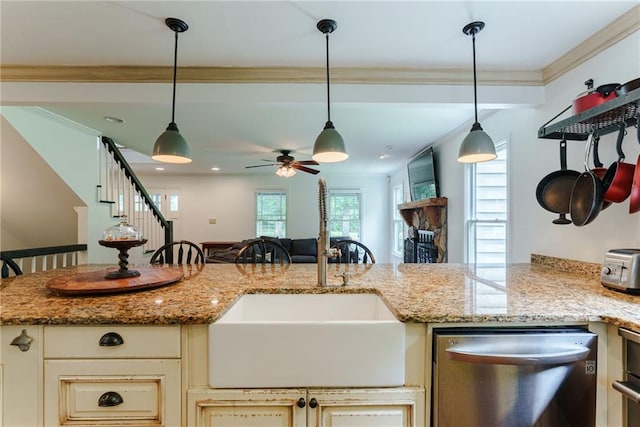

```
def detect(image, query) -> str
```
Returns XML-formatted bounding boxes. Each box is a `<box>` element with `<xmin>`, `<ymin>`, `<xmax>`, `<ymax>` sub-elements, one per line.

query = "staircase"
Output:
<box><xmin>98</xmin><ymin>136</ymin><xmax>173</xmax><ymax>254</ymax></box>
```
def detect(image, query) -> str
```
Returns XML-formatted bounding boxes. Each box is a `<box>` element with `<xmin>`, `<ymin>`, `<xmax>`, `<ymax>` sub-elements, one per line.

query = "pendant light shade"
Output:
<box><xmin>313</xmin><ymin>19</ymin><xmax>348</xmax><ymax>163</ymax></box>
<box><xmin>152</xmin><ymin>17</ymin><xmax>192</xmax><ymax>164</ymax></box>
<box><xmin>457</xmin><ymin>21</ymin><xmax>496</xmax><ymax>164</ymax></box>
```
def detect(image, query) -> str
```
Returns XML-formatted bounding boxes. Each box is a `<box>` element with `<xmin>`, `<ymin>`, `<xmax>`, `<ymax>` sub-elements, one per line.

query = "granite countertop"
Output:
<box><xmin>1</xmin><ymin>255</ymin><xmax>638</xmax><ymax>331</ymax></box>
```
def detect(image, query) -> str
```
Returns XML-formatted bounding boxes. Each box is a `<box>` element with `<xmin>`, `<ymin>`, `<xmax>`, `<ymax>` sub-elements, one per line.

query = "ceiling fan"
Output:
<box><xmin>245</xmin><ymin>150</ymin><xmax>320</xmax><ymax>175</ymax></box>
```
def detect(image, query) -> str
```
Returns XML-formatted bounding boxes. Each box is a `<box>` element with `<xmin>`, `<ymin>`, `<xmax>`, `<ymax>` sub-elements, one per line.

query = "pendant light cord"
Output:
<box><xmin>325</xmin><ymin>32</ymin><xmax>331</xmax><ymax>123</ymax></box>
<box><xmin>171</xmin><ymin>29</ymin><xmax>179</xmax><ymax>124</ymax></box>
<box><xmin>471</xmin><ymin>31</ymin><xmax>478</xmax><ymax>124</ymax></box>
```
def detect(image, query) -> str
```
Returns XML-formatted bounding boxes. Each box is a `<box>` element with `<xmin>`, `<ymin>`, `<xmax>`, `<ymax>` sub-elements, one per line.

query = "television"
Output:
<box><xmin>407</xmin><ymin>146</ymin><xmax>439</xmax><ymax>201</ymax></box>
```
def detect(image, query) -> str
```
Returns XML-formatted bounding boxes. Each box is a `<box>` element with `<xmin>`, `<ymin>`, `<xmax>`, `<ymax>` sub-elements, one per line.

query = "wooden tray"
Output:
<box><xmin>46</xmin><ymin>266</ymin><xmax>184</xmax><ymax>295</ymax></box>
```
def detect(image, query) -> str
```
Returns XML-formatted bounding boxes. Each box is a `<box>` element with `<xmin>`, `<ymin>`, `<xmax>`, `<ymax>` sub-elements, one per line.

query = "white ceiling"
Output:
<box><xmin>1</xmin><ymin>0</ymin><xmax>638</xmax><ymax>176</ymax></box>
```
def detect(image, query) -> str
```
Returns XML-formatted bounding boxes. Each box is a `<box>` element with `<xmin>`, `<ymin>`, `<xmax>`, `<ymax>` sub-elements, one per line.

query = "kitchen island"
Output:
<box><xmin>1</xmin><ymin>255</ymin><xmax>638</xmax><ymax>330</ymax></box>
<box><xmin>1</xmin><ymin>255</ymin><xmax>638</xmax><ymax>427</ymax></box>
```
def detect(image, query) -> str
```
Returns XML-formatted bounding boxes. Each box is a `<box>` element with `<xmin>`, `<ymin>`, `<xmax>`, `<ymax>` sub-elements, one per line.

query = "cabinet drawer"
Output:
<box><xmin>45</xmin><ymin>359</ymin><xmax>181</xmax><ymax>426</ymax></box>
<box><xmin>44</xmin><ymin>325</ymin><xmax>180</xmax><ymax>358</ymax></box>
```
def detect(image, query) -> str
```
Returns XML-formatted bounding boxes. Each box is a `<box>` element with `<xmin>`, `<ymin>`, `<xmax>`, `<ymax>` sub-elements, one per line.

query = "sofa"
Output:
<box><xmin>205</xmin><ymin>236</ymin><xmax>349</xmax><ymax>263</ymax></box>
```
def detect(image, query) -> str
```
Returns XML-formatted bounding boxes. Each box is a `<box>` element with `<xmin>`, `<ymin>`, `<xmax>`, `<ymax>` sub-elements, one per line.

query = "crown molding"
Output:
<box><xmin>0</xmin><ymin>65</ymin><xmax>543</xmax><ymax>86</ymax></box>
<box><xmin>543</xmin><ymin>5</ymin><xmax>640</xmax><ymax>84</ymax></box>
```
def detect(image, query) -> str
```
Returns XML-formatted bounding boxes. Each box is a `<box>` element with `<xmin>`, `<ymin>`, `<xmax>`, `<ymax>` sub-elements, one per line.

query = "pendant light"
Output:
<box><xmin>457</xmin><ymin>21</ymin><xmax>497</xmax><ymax>163</ymax></box>
<box><xmin>152</xmin><ymin>17</ymin><xmax>192</xmax><ymax>164</ymax></box>
<box><xmin>312</xmin><ymin>19</ymin><xmax>348</xmax><ymax>163</ymax></box>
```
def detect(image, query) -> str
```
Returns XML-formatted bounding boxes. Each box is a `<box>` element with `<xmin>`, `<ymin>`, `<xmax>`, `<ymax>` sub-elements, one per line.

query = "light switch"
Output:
<box><xmin>209</xmin><ymin>218</ymin><xmax>217</xmax><ymax>224</ymax></box>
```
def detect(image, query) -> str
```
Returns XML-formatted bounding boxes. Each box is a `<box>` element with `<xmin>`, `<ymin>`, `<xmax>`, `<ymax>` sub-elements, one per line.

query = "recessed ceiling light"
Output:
<box><xmin>211</xmin><ymin>167</ymin><xmax>220</xmax><ymax>171</ymax></box>
<box><xmin>104</xmin><ymin>116</ymin><xmax>125</xmax><ymax>124</ymax></box>
<box><xmin>155</xmin><ymin>167</ymin><xmax>165</xmax><ymax>171</ymax></box>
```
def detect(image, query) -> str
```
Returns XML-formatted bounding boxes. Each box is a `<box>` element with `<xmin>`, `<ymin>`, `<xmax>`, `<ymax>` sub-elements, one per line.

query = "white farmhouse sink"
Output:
<box><xmin>209</xmin><ymin>293</ymin><xmax>405</xmax><ymax>388</ymax></box>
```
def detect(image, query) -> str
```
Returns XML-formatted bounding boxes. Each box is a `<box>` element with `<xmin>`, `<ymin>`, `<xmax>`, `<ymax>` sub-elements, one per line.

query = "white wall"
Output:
<box><xmin>396</xmin><ymin>30</ymin><xmax>640</xmax><ymax>264</ymax></box>
<box><xmin>137</xmin><ymin>172</ymin><xmax>391</xmax><ymax>262</ymax></box>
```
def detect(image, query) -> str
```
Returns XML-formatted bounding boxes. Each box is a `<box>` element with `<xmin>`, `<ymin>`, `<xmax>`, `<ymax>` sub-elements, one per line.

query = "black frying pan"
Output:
<box><xmin>569</xmin><ymin>136</ymin><xmax>606</xmax><ymax>226</ymax></box>
<box><xmin>536</xmin><ymin>139</ymin><xmax>580</xmax><ymax>224</ymax></box>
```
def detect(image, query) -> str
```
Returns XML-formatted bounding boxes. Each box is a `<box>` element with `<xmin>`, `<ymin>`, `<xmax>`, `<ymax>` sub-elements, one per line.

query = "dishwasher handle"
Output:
<box><xmin>446</xmin><ymin>345</ymin><xmax>590</xmax><ymax>366</ymax></box>
<box><xmin>612</xmin><ymin>380</ymin><xmax>640</xmax><ymax>403</ymax></box>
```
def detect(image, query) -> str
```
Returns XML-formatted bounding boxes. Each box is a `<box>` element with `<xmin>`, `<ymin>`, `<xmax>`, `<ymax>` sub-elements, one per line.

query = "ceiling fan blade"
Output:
<box><xmin>292</xmin><ymin>164</ymin><xmax>320</xmax><ymax>175</ymax></box>
<box><xmin>295</xmin><ymin>160</ymin><xmax>319</xmax><ymax>166</ymax></box>
<box><xmin>245</xmin><ymin>163</ymin><xmax>277</xmax><ymax>169</ymax></box>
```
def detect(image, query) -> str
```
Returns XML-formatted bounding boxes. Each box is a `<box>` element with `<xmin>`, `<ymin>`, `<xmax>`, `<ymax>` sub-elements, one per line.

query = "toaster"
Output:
<box><xmin>601</xmin><ymin>249</ymin><xmax>640</xmax><ymax>294</ymax></box>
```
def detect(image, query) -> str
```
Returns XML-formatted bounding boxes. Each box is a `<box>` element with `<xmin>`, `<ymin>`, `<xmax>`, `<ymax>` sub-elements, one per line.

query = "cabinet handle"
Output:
<box><xmin>99</xmin><ymin>332</ymin><xmax>124</xmax><ymax>347</ymax></box>
<box><xmin>309</xmin><ymin>398</ymin><xmax>318</xmax><ymax>408</ymax></box>
<box><xmin>296</xmin><ymin>397</ymin><xmax>306</xmax><ymax>408</ymax></box>
<box><xmin>10</xmin><ymin>329</ymin><xmax>33</xmax><ymax>352</ymax></box>
<box><xmin>98</xmin><ymin>391</ymin><xmax>124</xmax><ymax>407</ymax></box>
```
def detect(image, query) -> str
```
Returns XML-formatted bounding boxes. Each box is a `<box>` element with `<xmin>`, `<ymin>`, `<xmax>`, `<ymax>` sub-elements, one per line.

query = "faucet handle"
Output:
<box><xmin>336</xmin><ymin>272</ymin><xmax>350</xmax><ymax>286</ymax></box>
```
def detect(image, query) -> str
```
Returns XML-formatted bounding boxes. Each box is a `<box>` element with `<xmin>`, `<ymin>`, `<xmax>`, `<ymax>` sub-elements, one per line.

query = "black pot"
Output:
<box><xmin>536</xmin><ymin>140</ymin><xmax>580</xmax><ymax>224</ymax></box>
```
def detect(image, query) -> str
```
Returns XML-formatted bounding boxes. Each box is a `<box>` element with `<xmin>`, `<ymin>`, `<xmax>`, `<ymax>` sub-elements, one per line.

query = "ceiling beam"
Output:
<box><xmin>0</xmin><ymin>65</ymin><xmax>543</xmax><ymax>86</ymax></box>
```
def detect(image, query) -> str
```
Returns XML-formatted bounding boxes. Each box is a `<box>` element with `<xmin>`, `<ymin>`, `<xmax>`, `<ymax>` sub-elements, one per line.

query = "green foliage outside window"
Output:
<box><xmin>328</xmin><ymin>191</ymin><xmax>360</xmax><ymax>240</ymax></box>
<box><xmin>256</xmin><ymin>191</ymin><xmax>287</xmax><ymax>238</ymax></box>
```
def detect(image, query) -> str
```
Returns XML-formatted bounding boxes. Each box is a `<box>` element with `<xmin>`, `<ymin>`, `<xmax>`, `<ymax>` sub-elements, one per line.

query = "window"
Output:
<box><xmin>392</xmin><ymin>185</ymin><xmax>404</xmax><ymax>256</ymax></box>
<box><xmin>466</xmin><ymin>140</ymin><xmax>508</xmax><ymax>266</ymax></box>
<box><xmin>328</xmin><ymin>190</ymin><xmax>361</xmax><ymax>240</ymax></box>
<box><xmin>147</xmin><ymin>188</ymin><xmax>180</xmax><ymax>219</ymax></box>
<box><xmin>256</xmin><ymin>191</ymin><xmax>287</xmax><ymax>238</ymax></box>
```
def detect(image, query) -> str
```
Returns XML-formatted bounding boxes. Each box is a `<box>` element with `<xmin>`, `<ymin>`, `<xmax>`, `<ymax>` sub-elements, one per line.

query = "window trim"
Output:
<box><xmin>464</xmin><ymin>138</ymin><xmax>509</xmax><ymax>265</ymax></box>
<box><xmin>327</xmin><ymin>188</ymin><xmax>362</xmax><ymax>241</ymax></box>
<box><xmin>392</xmin><ymin>184</ymin><xmax>404</xmax><ymax>257</ymax></box>
<box><xmin>255</xmin><ymin>189</ymin><xmax>288</xmax><ymax>238</ymax></box>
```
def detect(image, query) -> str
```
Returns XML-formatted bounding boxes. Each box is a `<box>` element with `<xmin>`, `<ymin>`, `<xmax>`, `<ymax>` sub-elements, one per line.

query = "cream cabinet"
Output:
<box><xmin>187</xmin><ymin>387</ymin><xmax>425</xmax><ymax>427</ymax></box>
<box><xmin>1</xmin><ymin>325</ymin><xmax>43</xmax><ymax>427</ymax></box>
<box><xmin>43</xmin><ymin>325</ymin><xmax>181</xmax><ymax>426</ymax></box>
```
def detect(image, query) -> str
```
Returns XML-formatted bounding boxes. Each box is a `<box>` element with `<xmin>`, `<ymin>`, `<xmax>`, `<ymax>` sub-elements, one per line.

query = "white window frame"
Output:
<box><xmin>328</xmin><ymin>189</ymin><xmax>362</xmax><ymax>241</ymax></box>
<box><xmin>147</xmin><ymin>187</ymin><xmax>180</xmax><ymax>220</ymax></box>
<box><xmin>464</xmin><ymin>139</ymin><xmax>509</xmax><ymax>266</ymax></box>
<box><xmin>392</xmin><ymin>184</ymin><xmax>404</xmax><ymax>257</ymax></box>
<box><xmin>255</xmin><ymin>190</ymin><xmax>288</xmax><ymax>238</ymax></box>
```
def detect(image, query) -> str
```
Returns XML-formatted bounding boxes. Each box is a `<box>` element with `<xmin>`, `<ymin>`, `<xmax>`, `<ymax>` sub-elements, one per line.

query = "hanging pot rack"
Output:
<box><xmin>538</xmin><ymin>87</ymin><xmax>640</xmax><ymax>141</ymax></box>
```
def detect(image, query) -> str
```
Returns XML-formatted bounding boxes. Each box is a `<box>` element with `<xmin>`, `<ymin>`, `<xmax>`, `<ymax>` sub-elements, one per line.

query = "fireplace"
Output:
<box><xmin>404</xmin><ymin>230</ymin><xmax>438</xmax><ymax>263</ymax></box>
<box><xmin>398</xmin><ymin>197</ymin><xmax>447</xmax><ymax>263</ymax></box>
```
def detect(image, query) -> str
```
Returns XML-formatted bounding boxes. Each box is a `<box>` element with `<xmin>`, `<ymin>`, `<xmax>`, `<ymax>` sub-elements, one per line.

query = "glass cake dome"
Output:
<box><xmin>102</xmin><ymin>216</ymin><xmax>142</xmax><ymax>241</ymax></box>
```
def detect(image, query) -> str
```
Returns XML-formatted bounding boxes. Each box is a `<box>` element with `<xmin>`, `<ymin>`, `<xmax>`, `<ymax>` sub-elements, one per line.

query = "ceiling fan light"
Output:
<box><xmin>457</xmin><ymin>122</ymin><xmax>496</xmax><ymax>163</ymax></box>
<box><xmin>152</xmin><ymin>122</ymin><xmax>192</xmax><ymax>164</ymax></box>
<box><xmin>275</xmin><ymin>165</ymin><xmax>296</xmax><ymax>178</ymax></box>
<box><xmin>313</xmin><ymin>121</ymin><xmax>349</xmax><ymax>163</ymax></box>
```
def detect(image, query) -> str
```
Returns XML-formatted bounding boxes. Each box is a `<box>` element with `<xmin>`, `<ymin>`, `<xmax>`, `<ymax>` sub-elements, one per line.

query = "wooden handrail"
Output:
<box><xmin>1</xmin><ymin>244</ymin><xmax>87</xmax><ymax>259</ymax></box>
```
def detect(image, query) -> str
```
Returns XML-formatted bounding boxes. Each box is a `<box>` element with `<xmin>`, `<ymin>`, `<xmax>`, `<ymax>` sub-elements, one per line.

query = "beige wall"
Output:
<box><xmin>0</xmin><ymin>116</ymin><xmax>84</xmax><ymax>250</ymax></box>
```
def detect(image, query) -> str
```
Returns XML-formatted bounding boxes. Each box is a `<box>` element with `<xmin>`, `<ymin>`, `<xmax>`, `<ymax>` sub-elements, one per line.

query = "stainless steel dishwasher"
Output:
<box><xmin>433</xmin><ymin>327</ymin><xmax>598</xmax><ymax>427</ymax></box>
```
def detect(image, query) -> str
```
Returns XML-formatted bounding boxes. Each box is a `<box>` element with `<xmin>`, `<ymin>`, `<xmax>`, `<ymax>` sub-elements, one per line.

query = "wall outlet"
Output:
<box><xmin>209</xmin><ymin>218</ymin><xmax>217</xmax><ymax>225</ymax></box>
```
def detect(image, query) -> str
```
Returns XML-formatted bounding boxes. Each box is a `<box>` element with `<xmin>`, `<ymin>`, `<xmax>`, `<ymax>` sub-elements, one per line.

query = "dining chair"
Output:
<box><xmin>150</xmin><ymin>240</ymin><xmax>205</xmax><ymax>265</ymax></box>
<box><xmin>330</xmin><ymin>239</ymin><xmax>376</xmax><ymax>264</ymax></box>
<box><xmin>234</xmin><ymin>237</ymin><xmax>292</xmax><ymax>265</ymax></box>
<box><xmin>1</xmin><ymin>254</ymin><xmax>23</xmax><ymax>279</ymax></box>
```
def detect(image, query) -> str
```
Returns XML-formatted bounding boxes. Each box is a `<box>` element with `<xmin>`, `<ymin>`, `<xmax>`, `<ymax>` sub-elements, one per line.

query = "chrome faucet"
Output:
<box><xmin>317</xmin><ymin>178</ymin><xmax>339</xmax><ymax>286</ymax></box>
<box><xmin>318</xmin><ymin>178</ymin><xmax>329</xmax><ymax>286</ymax></box>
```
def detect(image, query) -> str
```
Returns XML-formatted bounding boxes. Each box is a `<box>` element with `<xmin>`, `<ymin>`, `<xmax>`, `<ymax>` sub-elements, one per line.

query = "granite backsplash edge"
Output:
<box><xmin>530</xmin><ymin>254</ymin><xmax>602</xmax><ymax>277</ymax></box>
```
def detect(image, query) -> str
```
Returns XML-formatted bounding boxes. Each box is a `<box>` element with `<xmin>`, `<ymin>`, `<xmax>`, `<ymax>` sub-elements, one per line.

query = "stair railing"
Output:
<box><xmin>1</xmin><ymin>244</ymin><xmax>88</xmax><ymax>278</ymax></box>
<box><xmin>98</xmin><ymin>136</ymin><xmax>173</xmax><ymax>257</ymax></box>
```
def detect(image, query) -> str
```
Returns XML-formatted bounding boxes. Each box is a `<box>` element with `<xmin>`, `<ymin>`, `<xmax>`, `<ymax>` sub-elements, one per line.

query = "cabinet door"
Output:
<box><xmin>1</xmin><ymin>326</ymin><xmax>43</xmax><ymax>427</ymax></box>
<box><xmin>187</xmin><ymin>388</ymin><xmax>307</xmax><ymax>427</ymax></box>
<box><xmin>308</xmin><ymin>388</ymin><xmax>425</xmax><ymax>427</ymax></box>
